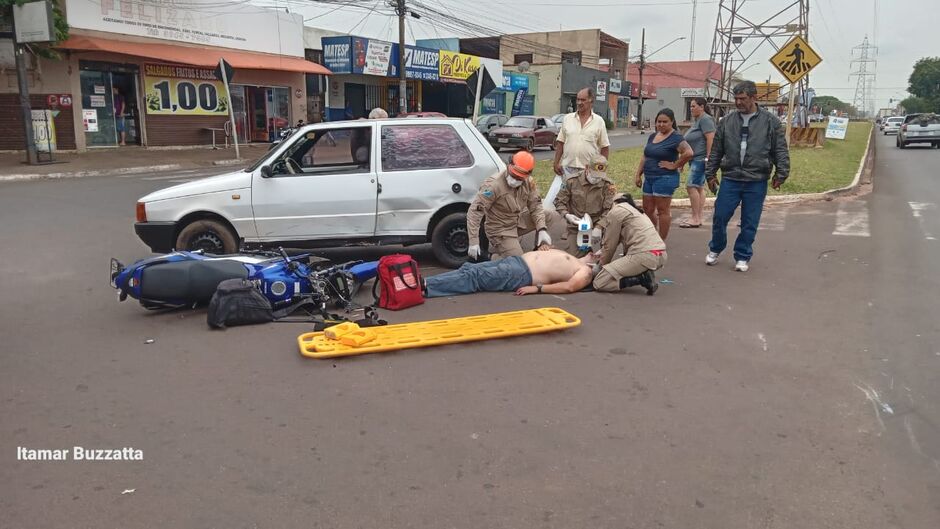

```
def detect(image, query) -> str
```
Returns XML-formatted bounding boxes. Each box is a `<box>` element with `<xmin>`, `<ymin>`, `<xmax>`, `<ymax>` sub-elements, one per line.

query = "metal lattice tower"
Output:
<box><xmin>706</xmin><ymin>0</ymin><xmax>810</xmax><ymax>104</ymax></box>
<box><xmin>850</xmin><ymin>37</ymin><xmax>877</xmax><ymax>118</ymax></box>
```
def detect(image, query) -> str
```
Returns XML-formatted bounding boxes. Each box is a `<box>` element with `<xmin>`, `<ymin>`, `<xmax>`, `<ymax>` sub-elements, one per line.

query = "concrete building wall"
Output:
<box><xmin>561</xmin><ymin>63</ymin><xmax>611</xmax><ymax>119</ymax></box>
<box><xmin>500</xmin><ymin>29</ymin><xmax>602</xmax><ymax>69</ymax></box>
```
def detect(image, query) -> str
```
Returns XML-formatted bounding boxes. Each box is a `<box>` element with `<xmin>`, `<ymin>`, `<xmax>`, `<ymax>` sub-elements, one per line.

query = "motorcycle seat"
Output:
<box><xmin>140</xmin><ymin>260</ymin><xmax>249</xmax><ymax>303</ymax></box>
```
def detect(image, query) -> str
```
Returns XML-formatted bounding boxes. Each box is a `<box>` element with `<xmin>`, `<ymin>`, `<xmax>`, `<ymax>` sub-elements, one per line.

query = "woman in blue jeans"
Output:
<box><xmin>634</xmin><ymin>109</ymin><xmax>693</xmax><ymax>240</ymax></box>
<box><xmin>680</xmin><ymin>98</ymin><xmax>716</xmax><ymax>228</ymax></box>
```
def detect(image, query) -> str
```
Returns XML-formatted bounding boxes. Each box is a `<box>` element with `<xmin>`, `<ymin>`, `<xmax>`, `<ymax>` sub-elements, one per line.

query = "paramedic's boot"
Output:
<box><xmin>619</xmin><ymin>270</ymin><xmax>658</xmax><ymax>296</ymax></box>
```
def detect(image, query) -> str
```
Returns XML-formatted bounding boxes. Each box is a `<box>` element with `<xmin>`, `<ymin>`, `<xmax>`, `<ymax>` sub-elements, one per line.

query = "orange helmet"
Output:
<box><xmin>508</xmin><ymin>151</ymin><xmax>535</xmax><ymax>180</ymax></box>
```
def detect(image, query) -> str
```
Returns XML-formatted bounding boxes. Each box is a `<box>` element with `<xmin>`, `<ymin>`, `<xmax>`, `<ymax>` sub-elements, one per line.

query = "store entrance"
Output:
<box><xmin>231</xmin><ymin>85</ymin><xmax>291</xmax><ymax>142</ymax></box>
<box><xmin>78</xmin><ymin>61</ymin><xmax>142</xmax><ymax>147</ymax></box>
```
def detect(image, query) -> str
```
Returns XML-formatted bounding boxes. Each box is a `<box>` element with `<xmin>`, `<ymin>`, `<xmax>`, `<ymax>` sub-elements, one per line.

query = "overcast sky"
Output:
<box><xmin>292</xmin><ymin>0</ymin><xmax>932</xmax><ymax>110</ymax></box>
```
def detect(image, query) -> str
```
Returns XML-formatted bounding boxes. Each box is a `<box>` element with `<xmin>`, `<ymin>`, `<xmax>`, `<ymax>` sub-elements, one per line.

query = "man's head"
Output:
<box><xmin>368</xmin><ymin>107</ymin><xmax>389</xmax><ymax>119</ymax></box>
<box><xmin>576</xmin><ymin>88</ymin><xmax>595</xmax><ymax>114</ymax></box>
<box><xmin>507</xmin><ymin>151</ymin><xmax>535</xmax><ymax>186</ymax></box>
<box><xmin>585</xmin><ymin>153</ymin><xmax>608</xmax><ymax>184</ymax></box>
<box><xmin>732</xmin><ymin>81</ymin><xmax>759</xmax><ymax>113</ymax></box>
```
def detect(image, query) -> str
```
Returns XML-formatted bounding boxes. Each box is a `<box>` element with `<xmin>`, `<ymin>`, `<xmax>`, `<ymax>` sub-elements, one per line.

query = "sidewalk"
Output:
<box><xmin>0</xmin><ymin>144</ymin><xmax>270</xmax><ymax>182</ymax></box>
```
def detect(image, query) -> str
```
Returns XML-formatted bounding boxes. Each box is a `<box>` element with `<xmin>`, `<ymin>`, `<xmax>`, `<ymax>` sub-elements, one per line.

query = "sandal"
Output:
<box><xmin>679</xmin><ymin>221</ymin><xmax>701</xmax><ymax>228</ymax></box>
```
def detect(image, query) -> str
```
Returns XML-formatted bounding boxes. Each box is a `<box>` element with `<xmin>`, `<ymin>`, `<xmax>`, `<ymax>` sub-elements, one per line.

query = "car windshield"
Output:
<box><xmin>505</xmin><ymin>117</ymin><xmax>536</xmax><ymax>128</ymax></box>
<box><xmin>888</xmin><ymin>118</ymin><xmax>904</xmax><ymax>123</ymax></box>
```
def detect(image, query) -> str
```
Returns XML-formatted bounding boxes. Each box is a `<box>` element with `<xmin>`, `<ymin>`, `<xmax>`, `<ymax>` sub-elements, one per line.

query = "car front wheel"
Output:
<box><xmin>175</xmin><ymin>219</ymin><xmax>238</xmax><ymax>254</ymax></box>
<box><xmin>431</xmin><ymin>212</ymin><xmax>472</xmax><ymax>268</ymax></box>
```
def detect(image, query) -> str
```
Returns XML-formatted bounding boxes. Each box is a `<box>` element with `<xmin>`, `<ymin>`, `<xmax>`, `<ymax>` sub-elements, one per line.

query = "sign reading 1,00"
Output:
<box><xmin>146</xmin><ymin>78</ymin><xmax>228</xmax><ymax>115</ymax></box>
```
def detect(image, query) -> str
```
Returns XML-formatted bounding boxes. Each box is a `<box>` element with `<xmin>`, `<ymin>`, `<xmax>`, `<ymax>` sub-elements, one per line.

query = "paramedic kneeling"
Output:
<box><xmin>424</xmin><ymin>249</ymin><xmax>596</xmax><ymax>297</ymax></box>
<box><xmin>593</xmin><ymin>195</ymin><xmax>666</xmax><ymax>296</ymax></box>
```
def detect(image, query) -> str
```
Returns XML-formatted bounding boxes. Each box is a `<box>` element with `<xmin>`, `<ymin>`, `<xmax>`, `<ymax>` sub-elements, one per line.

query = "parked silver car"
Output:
<box><xmin>475</xmin><ymin>114</ymin><xmax>509</xmax><ymax>134</ymax></box>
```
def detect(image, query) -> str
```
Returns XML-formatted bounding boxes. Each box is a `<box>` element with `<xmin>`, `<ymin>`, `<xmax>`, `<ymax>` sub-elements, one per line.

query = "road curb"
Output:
<box><xmin>0</xmin><ymin>163</ymin><xmax>184</xmax><ymax>183</ymax></box>
<box><xmin>672</xmin><ymin>124</ymin><xmax>875</xmax><ymax>208</ymax></box>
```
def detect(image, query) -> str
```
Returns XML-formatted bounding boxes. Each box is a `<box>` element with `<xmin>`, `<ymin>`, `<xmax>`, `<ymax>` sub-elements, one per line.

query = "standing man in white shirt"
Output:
<box><xmin>550</xmin><ymin>87</ymin><xmax>611</xmax><ymax>205</ymax></box>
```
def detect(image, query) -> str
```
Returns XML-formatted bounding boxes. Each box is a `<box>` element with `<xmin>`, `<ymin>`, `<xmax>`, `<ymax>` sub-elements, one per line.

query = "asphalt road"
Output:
<box><xmin>2</xmin><ymin>133</ymin><xmax>938</xmax><ymax>528</ymax></box>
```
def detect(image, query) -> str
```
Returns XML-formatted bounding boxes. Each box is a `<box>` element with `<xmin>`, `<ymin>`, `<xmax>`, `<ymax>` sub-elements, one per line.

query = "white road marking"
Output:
<box><xmin>757</xmin><ymin>333</ymin><xmax>768</xmax><ymax>351</ymax></box>
<box><xmin>833</xmin><ymin>204</ymin><xmax>870</xmax><ymax>237</ymax></box>
<box><xmin>758</xmin><ymin>210</ymin><xmax>786</xmax><ymax>231</ymax></box>
<box><xmin>908</xmin><ymin>202</ymin><xmax>937</xmax><ymax>241</ymax></box>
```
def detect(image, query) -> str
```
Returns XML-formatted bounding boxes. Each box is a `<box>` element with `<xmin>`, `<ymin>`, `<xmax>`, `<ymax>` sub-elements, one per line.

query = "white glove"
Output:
<box><xmin>468</xmin><ymin>244</ymin><xmax>481</xmax><ymax>260</ymax></box>
<box><xmin>565</xmin><ymin>213</ymin><xmax>581</xmax><ymax>226</ymax></box>
<box><xmin>591</xmin><ymin>227</ymin><xmax>603</xmax><ymax>240</ymax></box>
<box><xmin>537</xmin><ymin>229</ymin><xmax>552</xmax><ymax>247</ymax></box>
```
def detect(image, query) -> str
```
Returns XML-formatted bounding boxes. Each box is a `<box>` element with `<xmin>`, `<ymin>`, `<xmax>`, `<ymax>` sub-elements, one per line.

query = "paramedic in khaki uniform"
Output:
<box><xmin>554</xmin><ymin>153</ymin><xmax>617</xmax><ymax>256</ymax></box>
<box><xmin>593</xmin><ymin>195</ymin><xmax>666</xmax><ymax>296</ymax></box>
<box><xmin>467</xmin><ymin>151</ymin><xmax>552</xmax><ymax>260</ymax></box>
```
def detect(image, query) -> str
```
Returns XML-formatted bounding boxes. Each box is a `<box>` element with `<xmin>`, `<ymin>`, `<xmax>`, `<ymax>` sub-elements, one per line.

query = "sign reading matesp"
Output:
<box><xmin>143</xmin><ymin>63</ymin><xmax>228</xmax><ymax>116</ymax></box>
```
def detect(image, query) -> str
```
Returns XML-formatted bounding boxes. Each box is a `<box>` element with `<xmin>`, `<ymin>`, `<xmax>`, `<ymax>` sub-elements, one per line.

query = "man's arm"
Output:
<box><xmin>553</xmin><ymin>123</ymin><xmax>567</xmax><ymax>175</ymax></box>
<box><xmin>598</xmin><ymin>213</ymin><xmax>621</xmax><ymax>265</ymax></box>
<box><xmin>515</xmin><ymin>266</ymin><xmax>593</xmax><ymax>295</ymax></box>
<box><xmin>705</xmin><ymin>119</ymin><xmax>725</xmax><ymax>179</ymax></box>
<box><xmin>467</xmin><ymin>184</ymin><xmax>496</xmax><ymax>246</ymax></box>
<box><xmin>594</xmin><ymin>183</ymin><xmax>617</xmax><ymax>230</ymax></box>
<box><xmin>527</xmin><ymin>182</ymin><xmax>548</xmax><ymax>233</ymax></box>
<box><xmin>771</xmin><ymin>117</ymin><xmax>790</xmax><ymax>181</ymax></box>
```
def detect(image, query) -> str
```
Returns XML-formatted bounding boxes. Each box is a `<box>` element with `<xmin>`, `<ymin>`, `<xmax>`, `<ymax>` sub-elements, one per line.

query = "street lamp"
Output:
<box><xmin>637</xmin><ymin>33</ymin><xmax>687</xmax><ymax>132</ymax></box>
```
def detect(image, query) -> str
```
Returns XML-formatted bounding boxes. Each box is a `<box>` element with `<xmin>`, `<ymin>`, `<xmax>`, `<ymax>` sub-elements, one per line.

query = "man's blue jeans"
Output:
<box><xmin>709</xmin><ymin>178</ymin><xmax>768</xmax><ymax>262</ymax></box>
<box><xmin>425</xmin><ymin>256</ymin><xmax>533</xmax><ymax>298</ymax></box>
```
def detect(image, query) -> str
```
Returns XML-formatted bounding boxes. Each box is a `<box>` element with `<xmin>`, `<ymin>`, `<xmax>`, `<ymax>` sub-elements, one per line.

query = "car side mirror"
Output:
<box><xmin>260</xmin><ymin>165</ymin><xmax>274</xmax><ymax>178</ymax></box>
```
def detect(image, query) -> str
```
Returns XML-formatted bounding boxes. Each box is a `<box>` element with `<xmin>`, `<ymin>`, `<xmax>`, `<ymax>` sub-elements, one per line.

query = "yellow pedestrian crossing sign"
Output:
<box><xmin>771</xmin><ymin>36</ymin><xmax>822</xmax><ymax>84</ymax></box>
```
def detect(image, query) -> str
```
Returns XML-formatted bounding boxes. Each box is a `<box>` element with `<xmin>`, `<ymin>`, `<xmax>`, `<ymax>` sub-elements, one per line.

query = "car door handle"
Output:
<box><xmin>377</xmin><ymin>182</ymin><xmax>382</xmax><ymax>193</ymax></box>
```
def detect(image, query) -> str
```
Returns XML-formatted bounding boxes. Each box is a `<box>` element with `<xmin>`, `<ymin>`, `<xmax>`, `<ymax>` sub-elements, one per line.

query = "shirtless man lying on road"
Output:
<box><xmin>423</xmin><ymin>249</ymin><xmax>596</xmax><ymax>298</ymax></box>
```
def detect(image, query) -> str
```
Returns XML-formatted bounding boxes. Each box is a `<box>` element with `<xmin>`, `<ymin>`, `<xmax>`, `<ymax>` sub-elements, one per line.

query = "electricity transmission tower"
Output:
<box><xmin>850</xmin><ymin>36</ymin><xmax>877</xmax><ymax>118</ymax></box>
<box><xmin>706</xmin><ymin>0</ymin><xmax>810</xmax><ymax>105</ymax></box>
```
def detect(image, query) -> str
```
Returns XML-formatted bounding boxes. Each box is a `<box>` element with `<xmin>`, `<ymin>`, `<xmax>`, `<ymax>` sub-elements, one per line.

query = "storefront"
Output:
<box><xmin>1</xmin><ymin>0</ymin><xmax>328</xmax><ymax>151</ymax></box>
<box><xmin>322</xmin><ymin>37</ymin><xmax>502</xmax><ymax>119</ymax></box>
<box><xmin>482</xmin><ymin>72</ymin><xmax>536</xmax><ymax>116</ymax></box>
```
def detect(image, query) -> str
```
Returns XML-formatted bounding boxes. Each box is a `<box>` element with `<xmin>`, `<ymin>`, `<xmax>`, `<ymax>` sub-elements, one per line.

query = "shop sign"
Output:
<box><xmin>82</xmin><ymin>109</ymin><xmax>99</xmax><ymax>132</ymax></box>
<box><xmin>680</xmin><ymin>87</ymin><xmax>706</xmax><ymax>97</ymax></box>
<box><xmin>596</xmin><ymin>80</ymin><xmax>608</xmax><ymax>102</ymax></box>
<box><xmin>64</xmin><ymin>0</ymin><xmax>305</xmax><ymax>57</ymax></box>
<box><xmin>323</xmin><ymin>36</ymin><xmax>353</xmax><ymax>74</ymax></box>
<box><xmin>404</xmin><ymin>46</ymin><xmax>439</xmax><ymax>81</ymax></box>
<box><xmin>501</xmin><ymin>73</ymin><xmax>529</xmax><ymax>91</ymax></box>
<box><xmin>90</xmin><ymin>95</ymin><xmax>106</xmax><ymax>108</ymax></box>
<box><xmin>510</xmin><ymin>87</ymin><xmax>528</xmax><ymax>117</ymax></box>
<box><xmin>825</xmin><ymin>116</ymin><xmax>849</xmax><ymax>140</ymax></box>
<box><xmin>609</xmin><ymin>79</ymin><xmax>622</xmax><ymax>94</ymax></box>
<box><xmin>94</xmin><ymin>85</ymin><xmax>105</xmax><ymax>94</ymax></box>
<box><xmin>439</xmin><ymin>50</ymin><xmax>479</xmax><ymax>81</ymax></box>
<box><xmin>46</xmin><ymin>94</ymin><xmax>71</xmax><ymax>108</ymax></box>
<box><xmin>142</xmin><ymin>63</ymin><xmax>229</xmax><ymax>116</ymax></box>
<box><xmin>31</xmin><ymin>110</ymin><xmax>57</xmax><ymax>152</ymax></box>
<box><xmin>364</xmin><ymin>40</ymin><xmax>394</xmax><ymax>76</ymax></box>
<box><xmin>13</xmin><ymin>1</ymin><xmax>56</xmax><ymax>43</ymax></box>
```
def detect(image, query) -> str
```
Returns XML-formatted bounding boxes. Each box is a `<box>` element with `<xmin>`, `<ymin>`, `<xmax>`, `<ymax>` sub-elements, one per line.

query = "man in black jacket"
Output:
<box><xmin>704</xmin><ymin>80</ymin><xmax>790</xmax><ymax>272</ymax></box>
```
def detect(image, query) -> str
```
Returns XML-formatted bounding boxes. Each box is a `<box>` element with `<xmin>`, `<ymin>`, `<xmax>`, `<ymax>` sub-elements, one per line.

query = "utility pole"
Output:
<box><xmin>637</xmin><ymin>27</ymin><xmax>645</xmax><ymax>133</ymax></box>
<box><xmin>689</xmin><ymin>0</ymin><xmax>698</xmax><ymax>60</ymax></box>
<box><xmin>396</xmin><ymin>0</ymin><xmax>407</xmax><ymax>115</ymax></box>
<box><xmin>11</xmin><ymin>14</ymin><xmax>39</xmax><ymax>165</ymax></box>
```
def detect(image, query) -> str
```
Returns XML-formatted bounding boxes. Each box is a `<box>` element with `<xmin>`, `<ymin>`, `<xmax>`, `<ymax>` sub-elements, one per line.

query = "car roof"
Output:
<box><xmin>298</xmin><ymin>118</ymin><xmax>470</xmax><ymax>129</ymax></box>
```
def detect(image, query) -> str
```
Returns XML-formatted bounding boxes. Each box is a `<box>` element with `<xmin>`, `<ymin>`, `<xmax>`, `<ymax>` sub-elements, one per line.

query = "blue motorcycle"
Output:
<box><xmin>110</xmin><ymin>248</ymin><xmax>378</xmax><ymax>312</ymax></box>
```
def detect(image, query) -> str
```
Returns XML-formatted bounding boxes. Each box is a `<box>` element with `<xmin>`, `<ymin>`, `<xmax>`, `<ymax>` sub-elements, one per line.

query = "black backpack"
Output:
<box><xmin>206</xmin><ymin>279</ymin><xmax>274</xmax><ymax>328</ymax></box>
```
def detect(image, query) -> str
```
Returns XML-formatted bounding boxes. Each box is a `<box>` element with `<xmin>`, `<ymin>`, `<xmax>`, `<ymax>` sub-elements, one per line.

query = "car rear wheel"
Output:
<box><xmin>175</xmin><ymin>219</ymin><xmax>238</xmax><ymax>254</ymax></box>
<box><xmin>431</xmin><ymin>212</ymin><xmax>472</xmax><ymax>268</ymax></box>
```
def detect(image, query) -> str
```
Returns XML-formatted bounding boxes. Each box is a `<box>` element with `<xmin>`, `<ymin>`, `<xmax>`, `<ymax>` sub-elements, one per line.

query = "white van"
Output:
<box><xmin>133</xmin><ymin>118</ymin><xmax>505</xmax><ymax>267</ymax></box>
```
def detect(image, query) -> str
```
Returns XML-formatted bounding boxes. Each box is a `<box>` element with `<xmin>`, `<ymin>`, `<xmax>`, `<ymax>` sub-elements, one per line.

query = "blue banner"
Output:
<box><xmin>322</xmin><ymin>36</ymin><xmax>353</xmax><ymax>74</ymax></box>
<box><xmin>511</xmin><ymin>88</ymin><xmax>528</xmax><ymax>117</ymax></box>
<box><xmin>404</xmin><ymin>46</ymin><xmax>439</xmax><ymax>81</ymax></box>
<box><xmin>501</xmin><ymin>73</ymin><xmax>529</xmax><ymax>91</ymax></box>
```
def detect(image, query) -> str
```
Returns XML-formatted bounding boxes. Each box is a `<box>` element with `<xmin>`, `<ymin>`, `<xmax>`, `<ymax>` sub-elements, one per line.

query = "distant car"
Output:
<box><xmin>488</xmin><ymin>115</ymin><xmax>558</xmax><ymax>151</ymax></box>
<box><xmin>897</xmin><ymin>113</ymin><xmax>940</xmax><ymax>149</ymax></box>
<box><xmin>399</xmin><ymin>111</ymin><xmax>447</xmax><ymax>118</ymax></box>
<box><xmin>475</xmin><ymin>114</ymin><xmax>509</xmax><ymax>134</ymax></box>
<box><xmin>808</xmin><ymin>113</ymin><xmax>826</xmax><ymax>123</ymax></box>
<box><xmin>882</xmin><ymin>116</ymin><xmax>905</xmax><ymax>135</ymax></box>
<box><xmin>550</xmin><ymin>113</ymin><xmax>567</xmax><ymax>126</ymax></box>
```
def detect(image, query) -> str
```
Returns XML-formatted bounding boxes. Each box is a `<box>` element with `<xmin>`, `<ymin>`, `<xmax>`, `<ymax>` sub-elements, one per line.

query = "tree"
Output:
<box><xmin>899</xmin><ymin>96</ymin><xmax>934</xmax><ymax>114</ymax></box>
<box><xmin>907</xmin><ymin>57</ymin><xmax>940</xmax><ymax>112</ymax></box>
<box><xmin>0</xmin><ymin>0</ymin><xmax>69</xmax><ymax>57</ymax></box>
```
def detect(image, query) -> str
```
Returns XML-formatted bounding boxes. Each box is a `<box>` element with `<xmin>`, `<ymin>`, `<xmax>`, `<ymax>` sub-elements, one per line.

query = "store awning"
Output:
<box><xmin>58</xmin><ymin>35</ymin><xmax>331</xmax><ymax>75</ymax></box>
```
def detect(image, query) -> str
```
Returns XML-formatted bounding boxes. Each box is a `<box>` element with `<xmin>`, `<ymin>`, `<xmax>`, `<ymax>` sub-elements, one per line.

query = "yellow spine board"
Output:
<box><xmin>298</xmin><ymin>307</ymin><xmax>581</xmax><ymax>359</ymax></box>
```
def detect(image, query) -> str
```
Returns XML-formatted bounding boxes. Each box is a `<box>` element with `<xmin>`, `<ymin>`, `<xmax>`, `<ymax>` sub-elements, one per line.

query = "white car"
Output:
<box><xmin>882</xmin><ymin>116</ymin><xmax>904</xmax><ymax>135</ymax></box>
<box><xmin>133</xmin><ymin>118</ymin><xmax>504</xmax><ymax>267</ymax></box>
